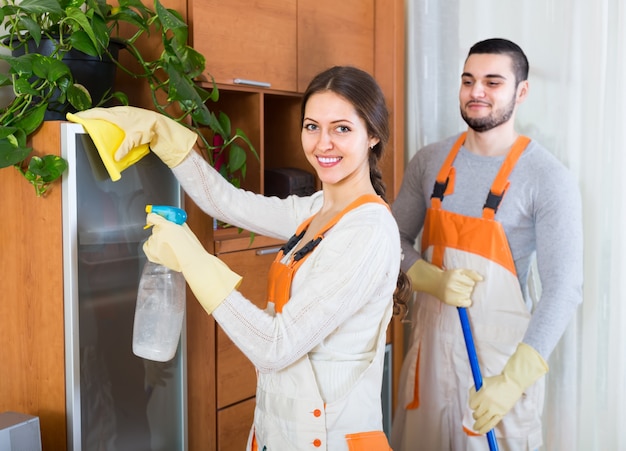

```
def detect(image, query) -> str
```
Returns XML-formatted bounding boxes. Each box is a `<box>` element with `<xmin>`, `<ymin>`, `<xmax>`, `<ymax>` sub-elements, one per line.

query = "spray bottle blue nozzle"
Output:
<box><xmin>145</xmin><ymin>205</ymin><xmax>187</xmax><ymax>226</ymax></box>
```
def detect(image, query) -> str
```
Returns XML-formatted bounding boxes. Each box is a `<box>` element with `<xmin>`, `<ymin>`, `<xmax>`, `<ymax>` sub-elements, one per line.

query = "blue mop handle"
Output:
<box><xmin>457</xmin><ymin>306</ymin><xmax>499</xmax><ymax>451</ymax></box>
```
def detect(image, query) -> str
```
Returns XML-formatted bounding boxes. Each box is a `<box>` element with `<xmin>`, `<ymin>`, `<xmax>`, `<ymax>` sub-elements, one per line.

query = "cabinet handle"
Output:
<box><xmin>256</xmin><ymin>247</ymin><xmax>282</xmax><ymax>256</ymax></box>
<box><xmin>233</xmin><ymin>78</ymin><xmax>271</xmax><ymax>88</ymax></box>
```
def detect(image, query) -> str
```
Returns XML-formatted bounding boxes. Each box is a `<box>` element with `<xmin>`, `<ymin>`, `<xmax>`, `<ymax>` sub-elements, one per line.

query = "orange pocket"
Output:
<box><xmin>405</xmin><ymin>343</ymin><xmax>421</xmax><ymax>409</ymax></box>
<box><xmin>250</xmin><ymin>430</ymin><xmax>258</xmax><ymax>451</ymax></box>
<box><xmin>345</xmin><ymin>430</ymin><xmax>392</xmax><ymax>451</ymax></box>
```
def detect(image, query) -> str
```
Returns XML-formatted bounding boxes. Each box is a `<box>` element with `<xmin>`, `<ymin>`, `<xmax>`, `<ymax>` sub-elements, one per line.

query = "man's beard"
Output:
<box><xmin>460</xmin><ymin>94</ymin><xmax>516</xmax><ymax>132</ymax></box>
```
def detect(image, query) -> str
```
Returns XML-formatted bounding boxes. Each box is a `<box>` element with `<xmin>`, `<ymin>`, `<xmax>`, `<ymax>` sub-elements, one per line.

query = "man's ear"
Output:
<box><xmin>516</xmin><ymin>80</ymin><xmax>529</xmax><ymax>104</ymax></box>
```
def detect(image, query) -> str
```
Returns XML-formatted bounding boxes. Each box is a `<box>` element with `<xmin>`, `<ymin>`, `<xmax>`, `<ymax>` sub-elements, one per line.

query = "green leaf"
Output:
<box><xmin>0</xmin><ymin>125</ymin><xmax>23</xmax><ymax>141</ymax></box>
<box><xmin>118</xmin><ymin>0</ymin><xmax>154</xmax><ymax>21</ymax></box>
<box><xmin>13</xmin><ymin>103</ymin><xmax>47</xmax><ymax>135</ymax></box>
<box><xmin>66</xmin><ymin>0</ymin><xmax>88</xmax><ymax>9</ymax></box>
<box><xmin>235</xmin><ymin>128</ymin><xmax>258</xmax><ymax>160</ymax></box>
<box><xmin>218</xmin><ymin>164</ymin><xmax>229</xmax><ymax>180</ymax></box>
<box><xmin>67</xmin><ymin>83</ymin><xmax>93</xmax><ymax>110</ymax></box>
<box><xmin>16</xmin><ymin>0</ymin><xmax>64</xmax><ymax>15</ymax></box>
<box><xmin>179</xmin><ymin>46</ymin><xmax>205</xmax><ymax>78</ymax></box>
<box><xmin>0</xmin><ymin>144</ymin><xmax>31</xmax><ymax>167</ymax></box>
<box><xmin>65</xmin><ymin>6</ymin><xmax>101</xmax><ymax>53</ymax></box>
<box><xmin>0</xmin><ymin>73</ymin><xmax>12</xmax><ymax>87</ymax></box>
<box><xmin>84</xmin><ymin>0</ymin><xmax>110</xmax><ymax>18</ymax></box>
<box><xmin>189</xmin><ymin>103</ymin><xmax>212</xmax><ymax>125</ymax></box>
<box><xmin>1</xmin><ymin>54</ymin><xmax>36</xmax><ymax>76</ymax></box>
<box><xmin>27</xmin><ymin>154</ymin><xmax>68</xmax><ymax>181</ymax></box>
<box><xmin>68</xmin><ymin>30</ymin><xmax>100</xmax><ymax>57</ymax></box>
<box><xmin>217</xmin><ymin>111</ymin><xmax>232</xmax><ymax>137</ymax></box>
<box><xmin>193</xmin><ymin>84</ymin><xmax>213</xmax><ymax>104</ymax></box>
<box><xmin>13</xmin><ymin>76</ymin><xmax>39</xmax><ymax>96</ymax></box>
<box><xmin>109</xmin><ymin>1</ymin><xmax>153</xmax><ymax>31</ymax></box>
<box><xmin>205</xmin><ymin>80</ymin><xmax>219</xmax><ymax>103</ymax></box>
<box><xmin>207</xmin><ymin>111</ymin><xmax>227</xmax><ymax>138</ymax></box>
<box><xmin>155</xmin><ymin>0</ymin><xmax>187</xmax><ymax>33</ymax></box>
<box><xmin>23</xmin><ymin>154</ymin><xmax>69</xmax><ymax>196</ymax></box>
<box><xmin>0</xmin><ymin>129</ymin><xmax>31</xmax><ymax>168</ymax></box>
<box><xmin>88</xmin><ymin>15</ymin><xmax>111</xmax><ymax>51</ymax></box>
<box><xmin>17</xmin><ymin>17</ymin><xmax>43</xmax><ymax>45</ymax></box>
<box><xmin>165</xmin><ymin>66</ymin><xmax>201</xmax><ymax>103</ymax></box>
<box><xmin>32</xmin><ymin>55</ymin><xmax>72</xmax><ymax>82</ymax></box>
<box><xmin>109</xmin><ymin>91</ymin><xmax>130</xmax><ymax>105</ymax></box>
<box><xmin>228</xmin><ymin>144</ymin><xmax>246</xmax><ymax>173</ymax></box>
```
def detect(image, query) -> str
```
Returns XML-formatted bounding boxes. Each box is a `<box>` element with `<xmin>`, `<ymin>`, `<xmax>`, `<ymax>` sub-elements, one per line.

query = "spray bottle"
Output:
<box><xmin>132</xmin><ymin>205</ymin><xmax>187</xmax><ymax>362</ymax></box>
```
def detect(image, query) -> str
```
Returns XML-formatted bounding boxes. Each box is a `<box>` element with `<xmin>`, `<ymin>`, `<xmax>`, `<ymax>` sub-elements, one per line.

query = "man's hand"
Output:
<box><xmin>407</xmin><ymin>259</ymin><xmax>483</xmax><ymax>307</ymax></box>
<box><xmin>469</xmin><ymin>343</ymin><xmax>548</xmax><ymax>434</ymax></box>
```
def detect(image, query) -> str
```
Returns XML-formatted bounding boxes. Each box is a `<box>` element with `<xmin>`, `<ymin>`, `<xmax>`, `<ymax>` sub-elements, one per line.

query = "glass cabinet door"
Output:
<box><xmin>62</xmin><ymin>123</ymin><xmax>187</xmax><ymax>451</ymax></box>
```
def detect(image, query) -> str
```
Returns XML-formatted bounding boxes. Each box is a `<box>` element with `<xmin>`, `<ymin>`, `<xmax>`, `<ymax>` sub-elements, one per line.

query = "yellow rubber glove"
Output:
<box><xmin>143</xmin><ymin>213</ymin><xmax>242</xmax><ymax>314</ymax></box>
<box><xmin>469</xmin><ymin>342</ymin><xmax>548</xmax><ymax>434</ymax></box>
<box><xmin>66</xmin><ymin>111</ymin><xmax>151</xmax><ymax>181</ymax></box>
<box><xmin>68</xmin><ymin>106</ymin><xmax>198</xmax><ymax>168</ymax></box>
<box><xmin>406</xmin><ymin>259</ymin><xmax>483</xmax><ymax>307</ymax></box>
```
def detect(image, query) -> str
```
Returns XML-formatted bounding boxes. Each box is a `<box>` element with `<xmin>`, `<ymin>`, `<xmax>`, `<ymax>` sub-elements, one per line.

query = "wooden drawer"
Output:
<box><xmin>217</xmin><ymin>397</ymin><xmax>256</xmax><ymax>451</ymax></box>
<box><xmin>216</xmin><ymin>325</ymin><xmax>257</xmax><ymax>409</ymax></box>
<box><xmin>217</xmin><ymin>244</ymin><xmax>279</xmax><ymax>307</ymax></box>
<box><xmin>216</xmin><ymin>245</ymin><xmax>280</xmax><ymax>408</ymax></box>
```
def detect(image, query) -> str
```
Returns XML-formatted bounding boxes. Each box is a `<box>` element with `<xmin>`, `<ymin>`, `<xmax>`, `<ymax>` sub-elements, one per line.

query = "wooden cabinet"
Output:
<box><xmin>297</xmin><ymin>0</ymin><xmax>375</xmax><ymax>91</ymax></box>
<box><xmin>0</xmin><ymin>122</ymin><xmax>67</xmax><ymax>451</ymax></box>
<box><xmin>185</xmin><ymin>1</ymin><xmax>405</xmax><ymax>450</ymax></box>
<box><xmin>191</xmin><ymin>0</ymin><xmax>377</xmax><ymax>94</ymax></box>
<box><xmin>189</xmin><ymin>0</ymin><xmax>297</xmax><ymax>92</ymax></box>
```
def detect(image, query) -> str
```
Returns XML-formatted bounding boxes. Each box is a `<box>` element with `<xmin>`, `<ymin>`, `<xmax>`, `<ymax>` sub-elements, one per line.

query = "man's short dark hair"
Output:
<box><xmin>467</xmin><ymin>38</ymin><xmax>529</xmax><ymax>85</ymax></box>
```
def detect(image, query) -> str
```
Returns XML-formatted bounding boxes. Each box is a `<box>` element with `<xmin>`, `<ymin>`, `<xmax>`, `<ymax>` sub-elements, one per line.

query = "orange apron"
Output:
<box><xmin>392</xmin><ymin>133</ymin><xmax>545</xmax><ymax>450</ymax></box>
<box><xmin>249</xmin><ymin>194</ymin><xmax>393</xmax><ymax>451</ymax></box>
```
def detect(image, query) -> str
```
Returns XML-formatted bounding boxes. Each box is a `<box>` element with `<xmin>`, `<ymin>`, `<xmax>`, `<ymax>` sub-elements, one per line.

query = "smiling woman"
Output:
<box><xmin>69</xmin><ymin>65</ymin><xmax>412</xmax><ymax>451</ymax></box>
<box><xmin>300</xmin><ymin>90</ymin><xmax>378</xmax><ymax>195</ymax></box>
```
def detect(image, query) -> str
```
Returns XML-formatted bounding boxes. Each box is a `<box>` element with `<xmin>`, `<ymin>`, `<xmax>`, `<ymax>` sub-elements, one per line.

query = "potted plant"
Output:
<box><xmin>0</xmin><ymin>0</ymin><xmax>255</xmax><ymax>196</ymax></box>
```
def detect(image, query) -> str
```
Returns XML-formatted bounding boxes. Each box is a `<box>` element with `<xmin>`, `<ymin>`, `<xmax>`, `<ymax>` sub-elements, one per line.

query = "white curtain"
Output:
<box><xmin>404</xmin><ymin>1</ymin><xmax>626</xmax><ymax>450</ymax></box>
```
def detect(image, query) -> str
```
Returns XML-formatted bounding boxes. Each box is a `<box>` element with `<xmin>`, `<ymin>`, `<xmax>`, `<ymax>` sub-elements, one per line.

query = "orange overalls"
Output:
<box><xmin>392</xmin><ymin>133</ymin><xmax>545</xmax><ymax>450</ymax></box>
<box><xmin>249</xmin><ymin>194</ymin><xmax>393</xmax><ymax>451</ymax></box>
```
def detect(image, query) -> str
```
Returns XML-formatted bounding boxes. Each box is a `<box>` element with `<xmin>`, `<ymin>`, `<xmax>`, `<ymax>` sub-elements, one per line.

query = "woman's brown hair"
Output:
<box><xmin>301</xmin><ymin>66</ymin><xmax>411</xmax><ymax>317</ymax></box>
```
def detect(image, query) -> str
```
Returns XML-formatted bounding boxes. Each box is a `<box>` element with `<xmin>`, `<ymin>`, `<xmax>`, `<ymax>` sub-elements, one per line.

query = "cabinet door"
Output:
<box><xmin>191</xmin><ymin>0</ymin><xmax>297</xmax><ymax>92</ymax></box>
<box><xmin>297</xmin><ymin>0</ymin><xmax>375</xmax><ymax>91</ymax></box>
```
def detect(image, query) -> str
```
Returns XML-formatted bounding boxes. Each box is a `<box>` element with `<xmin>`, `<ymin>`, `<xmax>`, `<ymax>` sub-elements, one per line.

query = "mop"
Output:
<box><xmin>458</xmin><ymin>307</ymin><xmax>499</xmax><ymax>451</ymax></box>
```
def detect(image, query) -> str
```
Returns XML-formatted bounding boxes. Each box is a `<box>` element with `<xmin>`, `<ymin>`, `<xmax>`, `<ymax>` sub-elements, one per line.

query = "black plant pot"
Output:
<box><xmin>11</xmin><ymin>37</ymin><xmax>124</xmax><ymax>120</ymax></box>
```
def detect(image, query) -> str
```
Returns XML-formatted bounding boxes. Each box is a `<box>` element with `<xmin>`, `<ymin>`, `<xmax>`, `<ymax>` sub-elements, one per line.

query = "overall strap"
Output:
<box><xmin>482</xmin><ymin>135</ymin><xmax>531</xmax><ymax>220</ymax></box>
<box><xmin>284</xmin><ymin>194</ymin><xmax>387</xmax><ymax>263</ymax></box>
<box><xmin>270</xmin><ymin>194</ymin><xmax>387</xmax><ymax>313</ymax></box>
<box><xmin>430</xmin><ymin>132</ymin><xmax>466</xmax><ymax>209</ymax></box>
